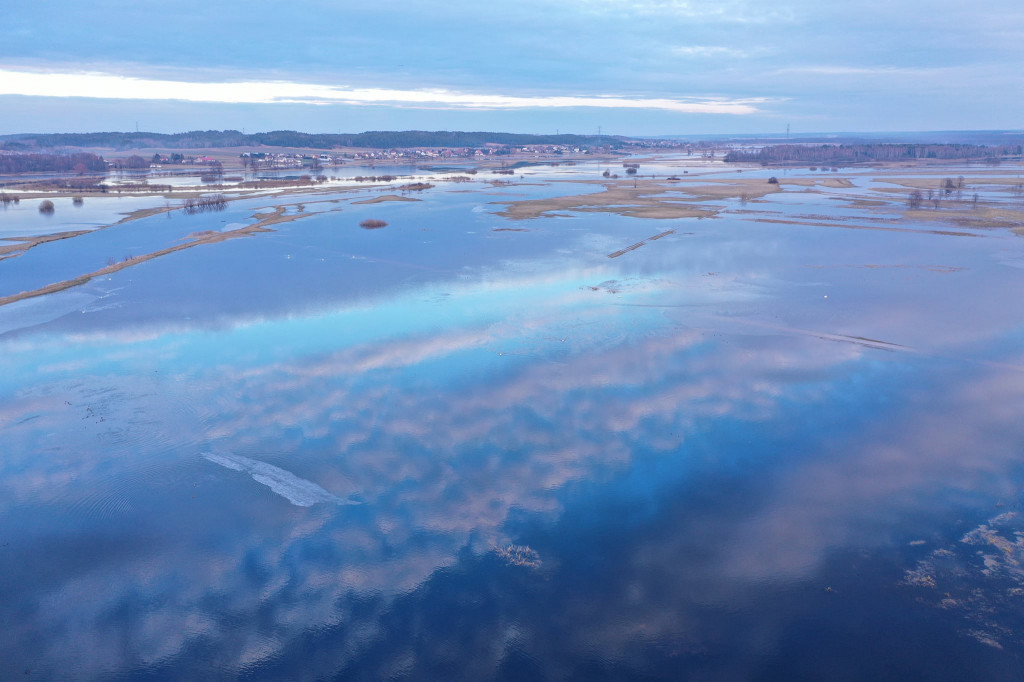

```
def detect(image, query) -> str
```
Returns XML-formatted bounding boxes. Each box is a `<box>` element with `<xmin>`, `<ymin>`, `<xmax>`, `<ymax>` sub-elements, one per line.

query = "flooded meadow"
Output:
<box><xmin>3</xmin><ymin>155</ymin><xmax>1024</xmax><ymax>678</ymax></box>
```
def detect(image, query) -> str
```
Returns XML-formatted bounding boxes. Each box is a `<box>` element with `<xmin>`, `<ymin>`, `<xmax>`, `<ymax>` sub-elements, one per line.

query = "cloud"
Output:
<box><xmin>580</xmin><ymin>0</ymin><xmax>795</xmax><ymax>23</ymax></box>
<box><xmin>0</xmin><ymin>67</ymin><xmax>765</xmax><ymax>115</ymax></box>
<box><xmin>771</xmin><ymin>65</ymin><xmax>957</xmax><ymax>78</ymax></box>
<box><xmin>672</xmin><ymin>45</ymin><xmax>751</xmax><ymax>58</ymax></box>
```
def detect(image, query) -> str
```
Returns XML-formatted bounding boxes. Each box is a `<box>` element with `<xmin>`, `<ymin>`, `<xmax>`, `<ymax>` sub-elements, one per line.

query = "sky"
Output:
<box><xmin>1</xmin><ymin>0</ymin><xmax>1022</xmax><ymax>136</ymax></box>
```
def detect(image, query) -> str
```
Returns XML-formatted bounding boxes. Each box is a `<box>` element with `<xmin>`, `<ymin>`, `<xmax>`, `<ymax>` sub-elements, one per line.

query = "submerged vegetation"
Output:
<box><xmin>353</xmin><ymin>175</ymin><xmax>397</xmax><ymax>183</ymax></box>
<box><xmin>906</xmin><ymin>176</ymin><xmax>982</xmax><ymax>210</ymax></box>
<box><xmin>183</xmin><ymin>194</ymin><xmax>228</xmax><ymax>215</ymax></box>
<box><xmin>359</xmin><ymin>219</ymin><xmax>388</xmax><ymax>229</ymax></box>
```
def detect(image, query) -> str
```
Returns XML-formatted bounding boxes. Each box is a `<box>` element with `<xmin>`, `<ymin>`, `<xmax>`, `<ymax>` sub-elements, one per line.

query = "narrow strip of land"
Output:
<box><xmin>752</xmin><ymin>218</ymin><xmax>982</xmax><ymax>238</ymax></box>
<box><xmin>607</xmin><ymin>229</ymin><xmax>676</xmax><ymax>258</ymax></box>
<box><xmin>0</xmin><ymin>207</ymin><xmax>308</xmax><ymax>308</ymax></box>
<box><xmin>0</xmin><ymin>230</ymin><xmax>93</xmax><ymax>261</ymax></box>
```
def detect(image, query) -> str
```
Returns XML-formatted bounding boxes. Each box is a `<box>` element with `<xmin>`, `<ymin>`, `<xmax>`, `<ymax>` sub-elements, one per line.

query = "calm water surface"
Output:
<box><xmin>2</xmin><ymin>163</ymin><xmax>1024</xmax><ymax>679</ymax></box>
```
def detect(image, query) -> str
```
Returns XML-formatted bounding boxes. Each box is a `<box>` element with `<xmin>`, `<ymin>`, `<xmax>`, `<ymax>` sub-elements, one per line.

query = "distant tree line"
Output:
<box><xmin>1</xmin><ymin>130</ymin><xmax>625</xmax><ymax>151</ymax></box>
<box><xmin>153</xmin><ymin>153</ymin><xmax>186</xmax><ymax>164</ymax></box>
<box><xmin>724</xmin><ymin>144</ymin><xmax>1024</xmax><ymax>165</ymax></box>
<box><xmin>1</xmin><ymin>131</ymin><xmax>249</xmax><ymax>151</ymax></box>
<box><xmin>0</xmin><ymin>152</ymin><xmax>106</xmax><ymax>174</ymax></box>
<box><xmin>109</xmin><ymin>155</ymin><xmax>149</xmax><ymax>170</ymax></box>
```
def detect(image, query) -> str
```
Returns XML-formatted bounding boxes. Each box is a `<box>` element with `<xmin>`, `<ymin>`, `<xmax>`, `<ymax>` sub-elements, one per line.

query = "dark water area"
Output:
<box><xmin>2</xmin><ymin>163</ymin><xmax>1024</xmax><ymax>679</ymax></box>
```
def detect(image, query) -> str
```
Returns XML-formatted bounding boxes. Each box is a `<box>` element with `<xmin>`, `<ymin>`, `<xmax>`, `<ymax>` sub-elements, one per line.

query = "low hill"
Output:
<box><xmin>0</xmin><ymin>130</ymin><xmax>625</xmax><ymax>151</ymax></box>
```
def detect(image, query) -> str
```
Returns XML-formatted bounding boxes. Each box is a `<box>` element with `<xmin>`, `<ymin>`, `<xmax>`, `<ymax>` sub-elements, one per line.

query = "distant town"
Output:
<box><xmin>238</xmin><ymin>143</ymin><xmax>600</xmax><ymax>170</ymax></box>
<box><xmin>0</xmin><ymin>131</ymin><xmax>709</xmax><ymax>176</ymax></box>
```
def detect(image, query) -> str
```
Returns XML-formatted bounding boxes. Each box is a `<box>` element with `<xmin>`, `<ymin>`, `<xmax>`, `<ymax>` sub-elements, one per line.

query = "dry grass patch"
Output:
<box><xmin>903</xmin><ymin>206</ymin><xmax>1024</xmax><ymax>230</ymax></box>
<box><xmin>778</xmin><ymin>178</ymin><xmax>855</xmax><ymax>188</ymax></box>
<box><xmin>352</xmin><ymin>194</ymin><xmax>421</xmax><ymax>205</ymax></box>
<box><xmin>493</xmin><ymin>182</ymin><xmax>720</xmax><ymax>220</ymax></box>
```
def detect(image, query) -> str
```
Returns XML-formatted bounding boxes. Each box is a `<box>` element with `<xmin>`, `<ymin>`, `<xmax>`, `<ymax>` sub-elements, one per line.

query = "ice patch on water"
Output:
<box><xmin>81</xmin><ymin>301</ymin><xmax>125</xmax><ymax>313</ymax></box>
<box><xmin>0</xmin><ymin>290</ymin><xmax>96</xmax><ymax>335</ymax></box>
<box><xmin>203</xmin><ymin>450</ymin><xmax>357</xmax><ymax>507</ymax></box>
<box><xmin>995</xmin><ymin>253</ymin><xmax>1024</xmax><ymax>270</ymax></box>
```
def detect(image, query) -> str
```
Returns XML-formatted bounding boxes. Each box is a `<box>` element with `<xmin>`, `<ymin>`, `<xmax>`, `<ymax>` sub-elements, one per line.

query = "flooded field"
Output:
<box><xmin>3</xmin><ymin>155</ymin><xmax>1024</xmax><ymax>678</ymax></box>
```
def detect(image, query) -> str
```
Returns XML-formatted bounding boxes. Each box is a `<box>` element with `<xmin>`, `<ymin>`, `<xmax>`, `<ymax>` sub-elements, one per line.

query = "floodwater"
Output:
<box><xmin>3</xmin><ymin>158</ymin><xmax>1024</xmax><ymax>679</ymax></box>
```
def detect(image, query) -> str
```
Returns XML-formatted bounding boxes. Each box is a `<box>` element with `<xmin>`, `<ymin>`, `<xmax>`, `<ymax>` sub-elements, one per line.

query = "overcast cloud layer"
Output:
<box><xmin>2</xmin><ymin>0</ymin><xmax>1023</xmax><ymax>134</ymax></box>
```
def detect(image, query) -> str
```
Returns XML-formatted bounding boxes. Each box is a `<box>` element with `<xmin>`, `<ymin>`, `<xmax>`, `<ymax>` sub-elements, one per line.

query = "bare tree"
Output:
<box><xmin>907</xmin><ymin>189</ymin><xmax>924</xmax><ymax>210</ymax></box>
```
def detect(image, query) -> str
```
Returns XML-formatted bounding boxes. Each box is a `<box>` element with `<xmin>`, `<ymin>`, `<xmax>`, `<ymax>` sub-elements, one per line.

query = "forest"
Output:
<box><xmin>0</xmin><ymin>152</ymin><xmax>107</xmax><ymax>174</ymax></box>
<box><xmin>723</xmin><ymin>143</ymin><xmax>1024</xmax><ymax>165</ymax></box>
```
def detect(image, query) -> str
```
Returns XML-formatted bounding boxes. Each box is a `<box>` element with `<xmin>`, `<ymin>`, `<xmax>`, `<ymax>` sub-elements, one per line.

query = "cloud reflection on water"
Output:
<box><xmin>0</xmin><ymin>267</ymin><xmax>866</xmax><ymax>676</ymax></box>
<box><xmin>2</xmin><ymin>230</ymin><xmax>1024</xmax><ymax>676</ymax></box>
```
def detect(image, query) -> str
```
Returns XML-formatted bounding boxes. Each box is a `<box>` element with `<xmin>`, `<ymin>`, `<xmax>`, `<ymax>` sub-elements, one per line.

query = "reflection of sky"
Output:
<box><xmin>0</xmin><ymin>195</ymin><xmax>162</xmax><ymax>237</ymax></box>
<box><xmin>0</xmin><ymin>298</ymin><xmax>868</xmax><ymax>676</ymax></box>
<box><xmin>3</xmin><ymin>178</ymin><xmax>1024</xmax><ymax>677</ymax></box>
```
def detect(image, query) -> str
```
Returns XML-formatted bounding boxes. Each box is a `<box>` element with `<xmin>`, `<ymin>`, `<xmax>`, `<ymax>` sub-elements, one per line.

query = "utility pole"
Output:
<box><xmin>786</xmin><ymin>124</ymin><xmax>790</xmax><ymax>139</ymax></box>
